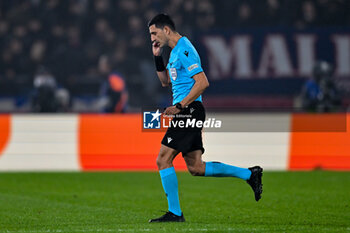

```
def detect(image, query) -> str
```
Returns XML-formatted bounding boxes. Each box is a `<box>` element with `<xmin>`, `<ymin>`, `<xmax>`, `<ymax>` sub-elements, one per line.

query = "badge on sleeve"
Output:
<box><xmin>170</xmin><ymin>68</ymin><xmax>177</xmax><ymax>81</ymax></box>
<box><xmin>188</xmin><ymin>63</ymin><xmax>199</xmax><ymax>72</ymax></box>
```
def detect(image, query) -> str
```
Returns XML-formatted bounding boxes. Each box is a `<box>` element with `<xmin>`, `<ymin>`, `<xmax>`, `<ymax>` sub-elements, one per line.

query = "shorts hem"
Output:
<box><xmin>161</xmin><ymin>142</ymin><xmax>180</xmax><ymax>152</ymax></box>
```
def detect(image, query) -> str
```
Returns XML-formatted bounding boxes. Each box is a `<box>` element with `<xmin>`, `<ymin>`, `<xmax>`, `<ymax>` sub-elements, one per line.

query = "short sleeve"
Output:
<box><xmin>179</xmin><ymin>47</ymin><xmax>203</xmax><ymax>77</ymax></box>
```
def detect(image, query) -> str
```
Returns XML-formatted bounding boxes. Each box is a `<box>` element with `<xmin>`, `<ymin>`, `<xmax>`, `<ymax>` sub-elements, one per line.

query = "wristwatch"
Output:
<box><xmin>175</xmin><ymin>103</ymin><xmax>183</xmax><ymax>111</ymax></box>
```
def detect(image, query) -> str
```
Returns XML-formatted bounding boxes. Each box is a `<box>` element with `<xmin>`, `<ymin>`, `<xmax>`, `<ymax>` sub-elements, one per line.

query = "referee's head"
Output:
<box><xmin>148</xmin><ymin>13</ymin><xmax>176</xmax><ymax>31</ymax></box>
<box><xmin>148</xmin><ymin>13</ymin><xmax>176</xmax><ymax>48</ymax></box>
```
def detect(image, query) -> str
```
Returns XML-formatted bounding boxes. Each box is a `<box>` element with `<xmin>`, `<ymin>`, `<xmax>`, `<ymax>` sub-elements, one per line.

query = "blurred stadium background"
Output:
<box><xmin>0</xmin><ymin>1</ymin><xmax>350</xmax><ymax>232</ymax></box>
<box><xmin>0</xmin><ymin>0</ymin><xmax>349</xmax><ymax>112</ymax></box>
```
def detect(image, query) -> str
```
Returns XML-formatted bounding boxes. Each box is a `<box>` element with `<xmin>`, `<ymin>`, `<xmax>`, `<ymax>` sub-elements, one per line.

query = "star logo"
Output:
<box><xmin>184</xmin><ymin>51</ymin><xmax>189</xmax><ymax>57</ymax></box>
<box><xmin>151</xmin><ymin>109</ymin><xmax>162</xmax><ymax>122</ymax></box>
<box><xmin>167</xmin><ymin>137</ymin><xmax>173</xmax><ymax>143</ymax></box>
<box><xmin>143</xmin><ymin>109</ymin><xmax>162</xmax><ymax>129</ymax></box>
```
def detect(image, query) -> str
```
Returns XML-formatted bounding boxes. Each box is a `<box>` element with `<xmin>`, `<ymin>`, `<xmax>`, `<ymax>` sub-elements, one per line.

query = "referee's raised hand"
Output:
<box><xmin>152</xmin><ymin>41</ymin><xmax>163</xmax><ymax>56</ymax></box>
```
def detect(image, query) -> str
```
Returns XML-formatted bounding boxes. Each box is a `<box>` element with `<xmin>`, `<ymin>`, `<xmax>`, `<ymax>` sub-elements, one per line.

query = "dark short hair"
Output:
<box><xmin>148</xmin><ymin>13</ymin><xmax>176</xmax><ymax>31</ymax></box>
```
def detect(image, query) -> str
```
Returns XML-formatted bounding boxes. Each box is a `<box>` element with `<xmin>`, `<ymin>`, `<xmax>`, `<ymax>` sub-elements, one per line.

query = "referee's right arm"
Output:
<box><xmin>152</xmin><ymin>42</ymin><xmax>170</xmax><ymax>87</ymax></box>
<box><xmin>155</xmin><ymin>60</ymin><xmax>170</xmax><ymax>87</ymax></box>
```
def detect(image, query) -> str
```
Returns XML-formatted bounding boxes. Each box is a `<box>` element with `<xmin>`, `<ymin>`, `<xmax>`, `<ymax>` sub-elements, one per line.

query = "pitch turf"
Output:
<box><xmin>0</xmin><ymin>171</ymin><xmax>349</xmax><ymax>233</ymax></box>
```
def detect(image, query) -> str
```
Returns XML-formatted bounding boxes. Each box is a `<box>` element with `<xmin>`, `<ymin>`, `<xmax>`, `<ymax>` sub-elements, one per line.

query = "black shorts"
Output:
<box><xmin>161</xmin><ymin>101</ymin><xmax>206</xmax><ymax>155</ymax></box>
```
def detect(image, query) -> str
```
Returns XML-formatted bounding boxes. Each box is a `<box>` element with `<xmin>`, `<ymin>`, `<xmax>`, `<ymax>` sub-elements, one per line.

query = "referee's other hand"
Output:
<box><xmin>164</xmin><ymin>106</ymin><xmax>180</xmax><ymax>116</ymax></box>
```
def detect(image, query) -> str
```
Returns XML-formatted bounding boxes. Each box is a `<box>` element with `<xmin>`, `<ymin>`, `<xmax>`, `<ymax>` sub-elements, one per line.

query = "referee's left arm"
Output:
<box><xmin>179</xmin><ymin>72</ymin><xmax>209</xmax><ymax>108</ymax></box>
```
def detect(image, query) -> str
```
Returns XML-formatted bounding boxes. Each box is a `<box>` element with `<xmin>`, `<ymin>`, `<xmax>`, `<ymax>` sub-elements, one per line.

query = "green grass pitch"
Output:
<box><xmin>0</xmin><ymin>171</ymin><xmax>349</xmax><ymax>233</ymax></box>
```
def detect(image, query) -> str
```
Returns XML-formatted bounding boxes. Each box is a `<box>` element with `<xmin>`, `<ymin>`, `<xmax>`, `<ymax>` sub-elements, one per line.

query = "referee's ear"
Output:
<box><xmin>163</xmin><ymin>25</ymin><xmax>173</xmax><ymax>35</ymax></box>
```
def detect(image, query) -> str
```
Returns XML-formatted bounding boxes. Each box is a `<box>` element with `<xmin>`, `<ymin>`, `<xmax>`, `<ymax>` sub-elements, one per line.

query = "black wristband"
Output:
<box><xmin>154</xmin><ymin>56</ymin><xmax>165</xmax><ymax>72</ymax></box>
<box><xmin>175</xmin><ymin>103</ymin><xmax>183</xmax><ymax>111</ymax></box>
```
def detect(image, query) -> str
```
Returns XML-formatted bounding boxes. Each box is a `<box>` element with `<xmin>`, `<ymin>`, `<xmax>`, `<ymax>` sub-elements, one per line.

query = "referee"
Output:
<box><xmin>148</xmin><ymin>14</ymin><xmax>263</xmax><ymax>223</ymax></box>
